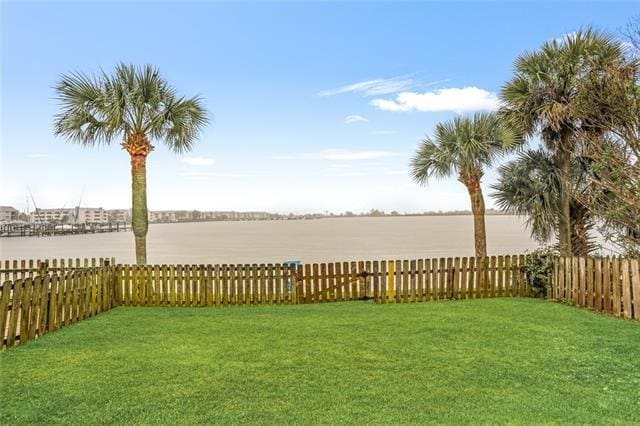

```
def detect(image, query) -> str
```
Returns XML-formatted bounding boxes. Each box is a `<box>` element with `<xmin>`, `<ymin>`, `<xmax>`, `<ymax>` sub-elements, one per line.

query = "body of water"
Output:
<box><xmin>1</xmin><ymin>215</ymin><xmax>541</xmax><ymax>264</ymax></box>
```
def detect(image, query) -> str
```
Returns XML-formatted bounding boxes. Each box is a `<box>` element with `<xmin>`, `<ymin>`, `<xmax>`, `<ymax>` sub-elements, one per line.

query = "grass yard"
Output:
<box><xmin>1</xmin><ymin>298</ymin><xmax>640</xmax><ymax>424</ymax></box>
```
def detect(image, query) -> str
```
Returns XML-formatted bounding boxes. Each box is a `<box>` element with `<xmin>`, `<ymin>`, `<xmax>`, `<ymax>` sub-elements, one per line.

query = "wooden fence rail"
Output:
<box><xmin>0</xmin><ymin>267</ymin><xmax>117</xmax><ymax>349</ymax></box>
<box><xmin>1</xmin><ymin>257</ymin><xmax>116</xmax><ymax>284</ymax></box>
<box><xmin>551</xmin><ymin>257</ymin><xmax>640</xmax><ymax>320</ymax></box>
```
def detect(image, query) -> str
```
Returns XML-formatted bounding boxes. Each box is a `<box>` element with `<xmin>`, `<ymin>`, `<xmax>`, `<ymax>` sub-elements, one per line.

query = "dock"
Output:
<box><xmin>0</xmin><ymin>222</ymin><xmax>131</xmax><ymax>237</ymax></box>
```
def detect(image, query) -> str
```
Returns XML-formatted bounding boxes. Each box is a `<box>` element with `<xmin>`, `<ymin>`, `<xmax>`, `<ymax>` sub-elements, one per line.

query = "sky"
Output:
<box><xmin>1</xmin><ymin>1</ymin><xmax>637</xmax><ymax>214</ymax></box>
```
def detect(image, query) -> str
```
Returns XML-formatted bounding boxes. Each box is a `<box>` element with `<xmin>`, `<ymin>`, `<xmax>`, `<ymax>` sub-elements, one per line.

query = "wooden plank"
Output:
<box><xmin>444</xmin><ymin>258</ymin><xmax>453</xmax><ymax>299</ymax></box>
<box><xmin>351</xmin><ymin>261</ymin><xmax>359</xmax><ymax>302</ymax></box>
<box><xmin>220</xmin><ymin>265</ymin><xmax>228</xmax><ymax>306</ymax></box>
<box><xmin>7</xmin><ymin>278</ymin><xmax>23</xmax><ymax>347</ymax></box>
<box><xmin>56</xmin><ymin>271</ymin><xmax>65</xmax><ymax>327</ymax></box>
<box><xmin>479</xmin><ymin>257</ymin><xmax>488</xmax><ymax>298</ymax></box>
<box><xmin>459</xmin><ymin>257</ymin><xmax>468</xmax><ymax>299</ymax></box>
<box><xmin>496</xmin><ymin>256</ymin><xmax>504</xmax><ymax>297</ymax></box>
<box><xmin>588</xmin><ymin>257</ymin><xmax>595</xmax><ymax>308</ymax></box>
<box><xmin>416</xmin><ymin>259</ymin><xmax>424</xmax><ymax>302</ymax></box>
<box><xmin>487</xmin><ymin>256</ymin><xmax>498</xmax><ymax>297</ymax></box>
<box><xmin>311</xmin><ymin>263</ymin><xmax>319</xmax><ymax>304</ymax></box>
<box><xmin>0</xmin><ymin>280</ymin><xmax>13</xmax><ymax>348</ymax></box>
<box><xmin>452</xmin><ymin>257</ymin><xmax>460</xmax><ymax>300</ymax></box>
<box><xmin>379</xmin><ymin>260</ymin><xmax>387</xmax><ymax>304</ymax></box>
<box><xmin>602</xmin><ymin>258</ymin><xmax>612</xmax><ymax>314</ymax></box>
<box><xmin>401</xmin><ymin>260</ymin><xmax>409</xmax><ymax>303</ymax></box>
<box><xmin>255</xmin><ymin>264</ymin><xmax>263</xmax><ymax>305</ymax></box>
<box><xmin>19</xmin><ymin>278</ymin><xmax>33</xmax><ymax>342</ymax></box>
<box><xmin>37</xmin><ymin>276</ymin><xmax>50</xmax><ymax>337</ymax></box>
<box><xmin>205</xmin><ymin>264</ymin><xmax>213</xmax><ymax>307</ymax></box>
<box><xmin>612</xmin><ymin>258</ymin><xmax>622</xmax><ymax>317</ymax></box>
<box><xmin>465</xmin><ymin>257</ymin><xmax>474</xmax><ymax>299</ymax></box>
<box><xmin>248</xmin><ymin>264</ymin><xmax>256</xmax><ymax>305</ymax></box>
<box><xmin>570</xmin><ymin>257</ymin><xmax>578</xmax><ymax>304</ymax></box>
<box><xmin>372</xmin><ymin>261</ymin><xmax>380</xmax><ymax>303</ymax></box>
<box><xmin>47</xmin><ymin>275</ymin><xmax>59</xmax><ymax>333</ymax></box>
<box><xmin>341</xmin><ymin>262</ymin><xmax>349</xmax><ymax>301</ymax></box>
<box><xmin>334</xmin><ymin>262</ymin><xmax>343</xmax><ymax>302</ymax></box>
<box><xmin>578</xmin><ymin>257</ymin><xmax>586</xmax><ymax>307</ymax></box>
<box><xmin>326</xmin><ymin>263</ymin><xmax>335</xmax><ymax>303</ymax></box>
<box><xmin>28</xmin><ymin>276</ymin><xmax>42</xmax><ymax>340</ymax></box>
<box><xmin>387</xmin><ymin>260</ymin><xmax>395</xmax><ymax>302</ymax></box>
<box><xmin>394</xmin><ymin>260</ymin><xmax>401</xmax><ymax>303</ymax></box>
<box><xmin>629</xmin><ymin>258</ymin><xmax>640</xmax><ymax>320</ymax></box>
<box><xmin>212</xmin><ymin>265</ymin><xmax>220</xmax><ymax>307</ymax></box>
<box><xmin>319</xmin><ymin>263</ymin><xmax>327</xmax><ymax>303</ymax></box>
<box><xmin>358</xmin><ymin>261</ymin><xmax>366</xmax><ymax>301</ymax></box>
<box><xmin>408</xmin><ymin>260</ymin><xmax>416</xmax><ymax>302</ymax></box>
<box><xmin>423</xmin><ymin>259</ymin><xmax>431</xmax><ymax>301</ymax></box>
<box><xmin>621</xmin><ymin>259</ymin><xmax>633</xmax><ymax>319</ymax></box>
<box><xmin>64</xmin><ymin>271</ymin><xmax>73</xmax><ymax>325</ymax></box>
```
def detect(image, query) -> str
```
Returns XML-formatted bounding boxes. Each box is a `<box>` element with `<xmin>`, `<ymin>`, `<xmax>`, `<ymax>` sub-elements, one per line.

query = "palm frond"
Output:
<box><xmin>54</xmin><ymin>63</ymin><xmax>209</xmax><ymax>152</ymax></box>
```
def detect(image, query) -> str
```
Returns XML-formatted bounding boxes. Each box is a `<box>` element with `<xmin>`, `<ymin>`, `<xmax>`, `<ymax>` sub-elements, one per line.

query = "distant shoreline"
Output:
<box><xmin>148</xmin><ymin>212</ymin><xmax>514</xmax><ymax>225</ymax></box>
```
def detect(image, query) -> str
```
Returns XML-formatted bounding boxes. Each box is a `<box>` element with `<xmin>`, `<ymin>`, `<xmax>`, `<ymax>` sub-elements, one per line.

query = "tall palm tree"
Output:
<box><xmin>491</xmin><ymin>149</ymin><xmax>597</xmax><ymax>256</ymax></box>
<box><xmin>54</xmin><ymin>64</ymin><xmax>208</xmax><ymax>264</ymax></box>
<box><xmin>410</xmin><ymin>112</ymin><xmax>522</xmax><ymax>258</ymax></box>
<box><xmin>500</xmin><ymin>28</ymin><xmax>624</xmax><ymax>255</ymax></box>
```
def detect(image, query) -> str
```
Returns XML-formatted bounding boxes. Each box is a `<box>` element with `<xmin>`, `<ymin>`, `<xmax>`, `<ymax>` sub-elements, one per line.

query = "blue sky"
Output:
<box><xmin>1</xmin><ymin>1</ymin><xmax>636</xmax><ymax>213</ymax></box>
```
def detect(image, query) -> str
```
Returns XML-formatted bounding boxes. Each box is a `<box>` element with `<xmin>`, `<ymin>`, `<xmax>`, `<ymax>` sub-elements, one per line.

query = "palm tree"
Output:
<box><xmin>410</xmin><ymin>112</ymin><xmax>522</xmax><ymax>258</ymax></box>
<box><xmin>54</xmin><ymin>64</ymin><xmax>208</xmax><ymax>264</ymax></box>
<box><xmin>492</xmin><ymin>149</ymin><xmax>596</xmax><ymax>256</ymax></box>
<box><xmin>500</xmin><ymin>28</ymin><xmax>624</xmax><ymax>255</ymax></box>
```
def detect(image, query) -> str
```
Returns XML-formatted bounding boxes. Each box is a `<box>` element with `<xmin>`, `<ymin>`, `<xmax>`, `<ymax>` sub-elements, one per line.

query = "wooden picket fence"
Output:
<box><xmin>115</xmin><ymin>255</ymin><xmax>530</xmax><ymax>307</ymax></box>
<box><xmin>0</xmin><ymin>267</ymin><xmax>117</xmax><ymax>349</ymax></box>
<box><xmin>2</xmin><ymin>254</ymin><xmax>639</xmax><ymax>350</ymax></box>
<box><xmin>551</xmin><ymin>257</ymin><xmax>640</xmax><ymax>320</ymax></box>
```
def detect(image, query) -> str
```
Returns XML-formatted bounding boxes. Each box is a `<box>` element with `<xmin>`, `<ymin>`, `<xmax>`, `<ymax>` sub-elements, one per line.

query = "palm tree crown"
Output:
<box><xmin>500</xmin><ymin>28</ymin><xmax>624</xmax><ymax>146</ymax></box>
<box><xmin>411</xmin><ymin>112</ymin><xmax>522</xmax><ymax>186</ymax></box>
<box><xmin>54</xmin><ymin>63</ymin><xmax>208</xmax><ymax>153</ymax></box>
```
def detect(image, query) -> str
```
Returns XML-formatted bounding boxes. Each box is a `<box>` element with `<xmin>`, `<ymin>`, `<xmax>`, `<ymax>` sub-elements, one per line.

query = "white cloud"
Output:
<box><xmin>371</xmin><ymin>87</ymin><xmax>499</xmax><ymax>113</ymax></box>
<box><xmin>318</xmin><ymin>76</ymin><xmax>415</xmax><ymax>97</ymax></box>
<box><xmin>323</xmin><ymin>171</ymin><xmax>367</xmax><ymax>177</ymax></box>
<box><xmin>272</xmin><ymin>149</ymin><xmax>401</xmax><ymax>161</ymax></box>
<box><xmin>179</xmin><ymin>171</ymin><xmax>255</xmax><ymax>178</ymax></box>
<box><xmin>344</xmin><ymin>115</ymin><xmax>369</xmax><ymax>124</ymax></box>
<box><xmin>26</xmin><ymin>153</ymin><xmax>48</xmax><ymax>159</ymax></box>
<box><xmin>180</xmin><ymin>156</ymin><xmax>215</xmax><ymax>166</ymax></box>
<box><xmin>552</xmin><ymin>31</ymin><xmax>577</xmax><ymax>44</ymax></box>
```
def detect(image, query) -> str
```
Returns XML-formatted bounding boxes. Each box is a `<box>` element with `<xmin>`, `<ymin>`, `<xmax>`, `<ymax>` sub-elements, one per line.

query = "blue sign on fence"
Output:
<box><xmin>283</xmin><ymin>260</ymin><xmax>301</xmax><ymax>292</ymax></box>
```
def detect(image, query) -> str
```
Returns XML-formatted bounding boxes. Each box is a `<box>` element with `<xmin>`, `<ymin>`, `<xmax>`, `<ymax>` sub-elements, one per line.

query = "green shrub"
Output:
<box><xmin>522</xmin><ymin>247</ymin><xmax>556</xmax><ymax>297</ymax></box>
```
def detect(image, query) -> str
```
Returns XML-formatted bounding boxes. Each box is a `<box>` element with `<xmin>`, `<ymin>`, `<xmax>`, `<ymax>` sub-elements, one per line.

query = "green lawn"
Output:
<box><xmin>1</xmin><ymin>299</ymin><xmax>639</xmax><ymax>424</ymax></box>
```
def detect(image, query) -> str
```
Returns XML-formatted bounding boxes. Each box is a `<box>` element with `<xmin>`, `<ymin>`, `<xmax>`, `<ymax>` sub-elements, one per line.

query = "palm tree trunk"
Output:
<box><xmin>131</xmin><ymin>153</ymin><xmax>149</xmax><ymax>264</ymax></box>
<box><xmin>466</xmin><ymin>178</ymin><xmax>488</xmax><ymax>259</ymax></box>
<box><xmin>557</xmin><ymin>148</ymin><xmax>572</xmax><ymax>256</ymax></box>
<box><xmin>123</xmin><ymin>133</ymin><xmax>153</xmax><ymax>265</ymax></box>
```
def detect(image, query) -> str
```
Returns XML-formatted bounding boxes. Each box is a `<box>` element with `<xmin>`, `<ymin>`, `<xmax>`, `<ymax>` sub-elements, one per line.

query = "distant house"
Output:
<box><xmin>29</xmin><ymin>207</ymin><xmax>110</xmax><ymax>224</ymax></box>
<box><xmin>0</xmin><ymin>206</ymin><xmax>19</xmax><ymax>222</ymax></box>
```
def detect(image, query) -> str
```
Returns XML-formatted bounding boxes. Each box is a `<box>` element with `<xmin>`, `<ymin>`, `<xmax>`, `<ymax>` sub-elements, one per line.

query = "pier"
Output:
<box><xmin>0</xmin><ymin>222</ymin><xmax>131</xmax><ymax>237</ymax></box>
